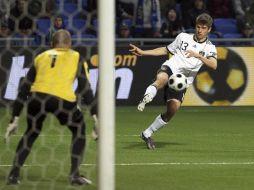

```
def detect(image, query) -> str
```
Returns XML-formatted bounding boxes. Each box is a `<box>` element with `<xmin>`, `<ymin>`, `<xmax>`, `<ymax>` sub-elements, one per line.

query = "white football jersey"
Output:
<box><xmin>163</xmin><ymin>32</ymin><xmax>217</xmax><ymax>84</ymax></box>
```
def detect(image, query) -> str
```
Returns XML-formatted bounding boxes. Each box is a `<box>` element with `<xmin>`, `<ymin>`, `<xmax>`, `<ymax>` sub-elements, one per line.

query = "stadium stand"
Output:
<box><xmin>63</xmin><ymin>3</ymin><xmax>78</xmax><ymax>14</ymax></box>
<box><xmin>1</xmin><ymin>0</ymin><xmax>253</xmax><ymax>46</ymax></box>
<box><xmin>36</xmin><ymin>18</ymin><xmax>51</xmax><ymax>34</ymax></box>
<box><xmin>223</xmin><ymin>33</ymin><xmax>243</xmax><ymax>45</ymax></box>
<box><xmin>223</xmin><ymin>33</ymin><xmax>243</xmax><ymax>38</ymax></box>
<box><xmin>213</xmin><ymin>18</ymin><xmax>239</xmax><ymax>34</ymax></box>
<box><xmin>72</xmin><ymin>33</ymin><xmax>96</xmax><ymax>45</ymax></box>
<box><xmin>208</xmin><ymin>33</ymin><xmax>219</xmax><ymax>39</ymax></box>
<box><xmin>72</xmin><ymin>18</ymin><xmax>86</xmax><ymax>31</ymax></box>
<box><xmin>121</xmin><ymin>18</ymin><xmax>132</xmax><ymax>28</ymax></box>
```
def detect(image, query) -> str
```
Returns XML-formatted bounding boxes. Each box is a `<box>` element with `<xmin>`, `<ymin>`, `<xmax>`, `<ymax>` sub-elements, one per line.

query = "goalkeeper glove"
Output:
<box><xmin>92</xmin><ymin>114</ymin><xmax>98</xmax><ymax>141</ymax></box>
<box><xmin>4</xmin><ymin>116</ymin><xmax>19</xmax><ymax>143</ymax></box>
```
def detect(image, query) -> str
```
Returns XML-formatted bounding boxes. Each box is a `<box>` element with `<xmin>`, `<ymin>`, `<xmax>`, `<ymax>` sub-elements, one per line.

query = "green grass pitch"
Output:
<box><xmin>0</xmin><ymin>106</ymin><xmax>254</xmax><ymax>190</ymax></box>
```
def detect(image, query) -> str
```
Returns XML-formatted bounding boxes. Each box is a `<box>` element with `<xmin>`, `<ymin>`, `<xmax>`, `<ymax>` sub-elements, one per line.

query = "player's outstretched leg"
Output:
<box><xmin>137</xmin><ymin>93</ymin><xmax>154</xmax><ymax>111</ymax></box>
<box><xmin>137</xmin><ymin>85</ymin><xmax>157</xmax><ymax>111</ymax></box>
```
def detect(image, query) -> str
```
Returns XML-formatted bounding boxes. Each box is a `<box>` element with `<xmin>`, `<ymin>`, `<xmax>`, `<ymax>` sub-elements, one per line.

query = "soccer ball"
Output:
<box><xmin>168</xmin><ymin>73</ymin><xmax>188</xmax><ymax>91</ymax></box>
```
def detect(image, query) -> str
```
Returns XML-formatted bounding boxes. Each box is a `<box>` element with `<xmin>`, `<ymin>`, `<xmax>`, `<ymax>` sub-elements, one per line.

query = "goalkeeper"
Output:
<box><xmin>4</xmin><ymin>29</ymin><xmax>96</xmax><ymax>186</ymax></box>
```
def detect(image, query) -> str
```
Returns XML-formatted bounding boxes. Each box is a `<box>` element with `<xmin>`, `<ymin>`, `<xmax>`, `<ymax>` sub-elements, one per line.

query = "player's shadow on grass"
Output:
<box><xmin>124</xmin><ymin>141</ymin><xmax>185</xmax><ymax>149</ymax></box>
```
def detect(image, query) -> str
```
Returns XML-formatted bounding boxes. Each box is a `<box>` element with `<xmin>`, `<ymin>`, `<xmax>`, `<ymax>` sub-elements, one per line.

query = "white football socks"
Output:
<box><xmin>144</xmin><ymin>85</ymin><xmax>157</xmax><ymax>99</ymax></box>
<box><xmin>143</xmin><ymin>114</ymin><xmax>167</xmax><ymax>138</ymax></box>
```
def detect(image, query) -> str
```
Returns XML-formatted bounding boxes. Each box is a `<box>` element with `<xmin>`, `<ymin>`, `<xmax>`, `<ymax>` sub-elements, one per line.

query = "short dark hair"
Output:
<box><xmin>196</xmin><ymin>13</ymin><xmax>213</xmax><ymax>27</ymax></box>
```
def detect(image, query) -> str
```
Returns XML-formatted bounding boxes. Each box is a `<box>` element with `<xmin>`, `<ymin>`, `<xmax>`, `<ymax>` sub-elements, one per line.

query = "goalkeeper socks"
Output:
<box><xmin>9</xmin><ymin>167</ymin><xmax>20</xmax><ymax>177</ymax></box>
<box><xmin>143</xmin><ymin>114</ymin><xmax>167</xmax><ymax>138</ymax></box>
<box><xmin>70</xmin><ymin>137</ymin><xmax>85</xmax><ymax>177</ymax></box>
<box><xmin>144</xmin><ymin>85</ymin><xmax>157</xmax><ymax>99</ymax></box>
<box><xmin>69</xmin><ymin>125</ymin><xmax>86</xmax><ymax>177</ymax></box>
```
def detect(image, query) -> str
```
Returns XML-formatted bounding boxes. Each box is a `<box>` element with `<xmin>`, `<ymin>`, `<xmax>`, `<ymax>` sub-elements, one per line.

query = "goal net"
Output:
<box><xmin>0</xmin><ymin>0</ymin><xmax>99</xmax><ymax>189</ymax></box>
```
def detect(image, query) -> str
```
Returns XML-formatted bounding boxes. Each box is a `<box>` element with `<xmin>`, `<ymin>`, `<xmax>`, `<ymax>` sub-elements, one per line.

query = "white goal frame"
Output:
<box><xmin>98</xmin><ymin>0</ymin><xmax>115</xmax><ymax>190</ymax></box>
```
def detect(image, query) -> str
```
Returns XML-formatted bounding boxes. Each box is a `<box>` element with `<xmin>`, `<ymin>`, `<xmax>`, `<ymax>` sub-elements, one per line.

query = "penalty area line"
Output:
<box><xmin>1</xmin><ymin>162</ymin><xmax>254</xmax><ymax>167</ymax></box>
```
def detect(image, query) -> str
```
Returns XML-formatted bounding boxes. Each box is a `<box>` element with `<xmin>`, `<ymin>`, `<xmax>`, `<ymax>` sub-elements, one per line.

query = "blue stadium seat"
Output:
<box><xmin>55</xmin><ymin>0</ymin><xmax>75</xmax><ymax>4</ymax></box>
<box><xmin>72</xmin><ymin>19</ymin><xmax>86</xmax><ymax>31</ymax></box>
<box><xmin>72</xmin><ymin>34</ymin><xmax>96</xmax><ymax>46</ymax></box>
<box><xmin>121</xmin><ymin>19</ymin><xmax>132</xmax><ymax>28</ymax></box>
<box><xmin>208</xmin><ymin>33</ymin><xmax>218</xmax><ymax>39</ymax></box>
<box><xmin>59</xmin><ymin>14</ymin><xmax>69</xmax><ymax>21</ymax></box>
<box><xmin>63</xmin><ymin>19</ymin><xmax>69</xmax><ymax>28</ymax></box>
<box><xmin>214</xmin><ymin>18</ymin><xmax>237</xmax><ymax>25</ymax></box>
<box><xmin>72</xmin><ymin>12</ymin><xmax>83</xmax><ymax>20</ymax></box>
<box><xmin>223</xmin><ymin>33</ymin><xmax>243</xmax><ymax>46</ymax></box>
<box><xmin>36</xmin><ymin>19</ymin><xmax>51</xmax><ymax>34</ymax></box>
<box><xmin>64</xmin><ymin>3</ymin><xmax>78</xmax><ymax>14</ymax></box>
<box><xmin>82</xmin><ymin>0</ymin><xmax>88</xmax><ymax>10</ymax></box>
<box><xmin>92</xmin><ymin>18</ymin><xmax>98</xmax><ymax>27</ymax></box>
<box><xmin>208</xmin><ymin>33</ymin><xmax>220</xmax><ymax>45</ymax></box>
<box><xmin>223</xmin><ymin>33</ymin><xmax>243</xmax><ymax>38</ymax></box>
<box><xmin>214</xmin><ymin>18</ymin><xmax>239</xmax><ymax>34</ymax></box>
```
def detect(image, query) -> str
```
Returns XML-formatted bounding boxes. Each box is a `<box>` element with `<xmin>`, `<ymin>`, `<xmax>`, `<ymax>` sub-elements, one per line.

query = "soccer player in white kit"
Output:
<box><xmin>129</xmin><ymin>13</ymin><xmax>217</xmax><ymax>150</ymax></box>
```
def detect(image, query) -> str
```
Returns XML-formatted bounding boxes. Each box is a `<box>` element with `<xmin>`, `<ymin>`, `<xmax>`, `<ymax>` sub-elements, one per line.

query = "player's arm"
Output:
<box><xmin>76</xmin><ymin>62</ymin><xmax>97</xmax><ymax>113</ymax></box>
<box><xmin>129</xmin><ymin>44</ymin><xmax>168</xmax><ymax>56</ymax></box>
<box><xmin>185</xmin><ymin>50</ymin><xmax>217</xmax><ymax>70</ymax></box>
<box><xmin>199</xmin><ymin>56</ymin><xmax>217</xmax><ymax>70</ymax></box>
<box><xmin>13</xmin><ymin>65</ymin><xmax>36</xmax><ymax>117</ymax></box>
<box><xmin>76</xmin><ymin>62</ymin><xmax>98</xmax><ymax>140</ymax></box>
<box><xmin>5</xmin><ymin>65</ymin><xmax>36</xmax><ymax>142</ymax></box>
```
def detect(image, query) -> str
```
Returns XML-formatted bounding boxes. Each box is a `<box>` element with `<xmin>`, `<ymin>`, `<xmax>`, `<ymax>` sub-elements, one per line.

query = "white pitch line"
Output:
<box><xmin>113</xmin><ymin>162</ymin><xmax>254</xmax><ymax>166</ymax></box>
<box><xmin>1</xmin><ymin>133</ymin><xmax>253</xmax><ymax>137</ymax></box>
<box><xmin>1</xmin><ymin>162</ymin><xmax>254</xmax><ymax>167</ymax></box>
<box><xmin>116</xmin><ymin>108</ymin><xmax>254</xmax><ymax>113</ymax></box>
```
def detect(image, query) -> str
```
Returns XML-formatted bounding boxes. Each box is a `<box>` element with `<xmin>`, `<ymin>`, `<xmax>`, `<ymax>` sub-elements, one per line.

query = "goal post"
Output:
<box><xmin>98</xmin><ymin>0</ymin><xmax>115</xmax><ymax>190</ymax></box>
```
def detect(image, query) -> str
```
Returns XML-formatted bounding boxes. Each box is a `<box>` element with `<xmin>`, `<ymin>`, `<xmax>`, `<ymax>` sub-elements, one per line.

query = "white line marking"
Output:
<box><xmin>1</xmin><ymin>133</ymin><xmax>253</xmax><ymax>137</ymax></box>
<box><xmin>0</xmin><ymin>134</ymin><xmax>72</xmax><ymax>137</ymax></box>
<box><xmin>116</xmin><ymin>108</ymin><xmax>254</xmax><ymax>113</ymax></box>
<box><xmin>1</xmin><ymin>162</ymin><xmax>254</xmax><ymax>167</ymax></box>
<box><xmin>113</xmin><ymin>162</ymin><xmax>254</xmax><ymax>166</ymax></box>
